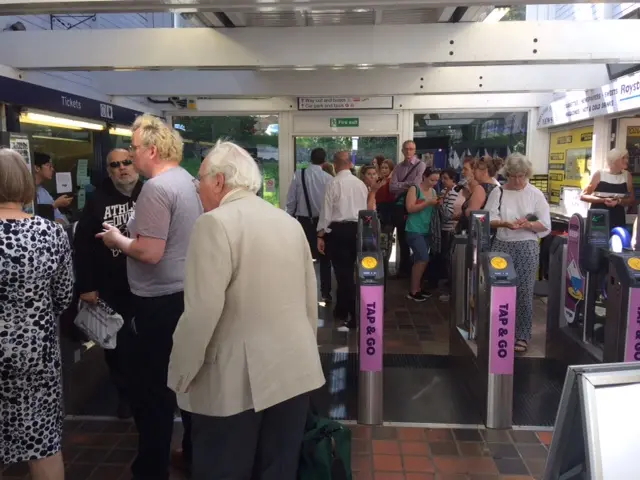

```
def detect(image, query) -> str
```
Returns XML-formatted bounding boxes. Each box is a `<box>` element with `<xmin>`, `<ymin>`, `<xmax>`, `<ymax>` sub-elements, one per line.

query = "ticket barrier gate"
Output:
<box><xmin>603</xmin><ymin>252</ymin><xmax>640</xmax><ymax>363</ymax></box>
<box><xmin>356</xmin><ymin>210</ymin><xmax>385</xmax><ymax>425</ymax></box>
<box><xmin>450</xmin><ymin>212</ymin><xmax>518</xmax><ymax>429</ymax></box>
<box><xmin>546</xmin><ymin>210</ymin><xmax>612</xmax><ymax>364</ymax></box>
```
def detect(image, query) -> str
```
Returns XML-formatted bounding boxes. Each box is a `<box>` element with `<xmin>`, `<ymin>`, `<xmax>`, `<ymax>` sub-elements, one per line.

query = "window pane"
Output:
<box><xmin>21</xmin><ymin>122</ymin><xmax>95</xmax><ymax>219</ymax></box>
<box><xmin>295</xmin><ymin>136</ymin><xmax>398</xmax><ymax>175</ymax></box>
<box><xmin>412</xmin><ymin>112</ymin><xmax>528</xmax><ymax>169</ymax></box>
<box><xmin>173</xmin><ymin>116</ymin><xmax>280</xmax><ymax>207</ymax></box>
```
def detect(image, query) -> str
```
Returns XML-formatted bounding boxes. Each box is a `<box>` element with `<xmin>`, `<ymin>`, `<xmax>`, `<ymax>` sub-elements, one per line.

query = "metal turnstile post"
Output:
<box><xmin>356</xmin><ymin>210</ymin><xmax>385</xmax><ymax>425</ymax></box>
<box><xmin>477</xmin><ymin>252</ymin><xmax>518</xmax><ymax>429</ymax></box>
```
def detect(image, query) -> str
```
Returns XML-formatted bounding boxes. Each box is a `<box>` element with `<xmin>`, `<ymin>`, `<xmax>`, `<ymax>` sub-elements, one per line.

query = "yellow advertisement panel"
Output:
<box><xmin>548</xmin><ymin>126</ymin><xmax>593</xmax><ymax>205</ymax></box>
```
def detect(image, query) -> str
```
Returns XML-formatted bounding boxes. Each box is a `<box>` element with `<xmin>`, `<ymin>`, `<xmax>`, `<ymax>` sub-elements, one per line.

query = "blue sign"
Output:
<box><xmin>0</xmin><ymin>75</ymin><xmax>144</xmax><ymax>125</ymax></box>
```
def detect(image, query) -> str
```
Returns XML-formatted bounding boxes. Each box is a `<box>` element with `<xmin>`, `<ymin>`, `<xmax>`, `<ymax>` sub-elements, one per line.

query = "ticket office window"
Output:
<box><xmin>21</xmin><ymin>121</ymin><xmax>96</xmax><ymax>218</ymax></box>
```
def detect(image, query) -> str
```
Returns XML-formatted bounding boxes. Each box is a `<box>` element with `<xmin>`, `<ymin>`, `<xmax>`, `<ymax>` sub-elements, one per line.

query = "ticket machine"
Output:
<box><xmin>450</xmin><ymin>213</ymin><xmax>518</xmax><ymax>429</ymax></box>
<box><xmin>356</xmin><ymin>210</ymin><xmax>385</xmax><ymax>425</ymax></box>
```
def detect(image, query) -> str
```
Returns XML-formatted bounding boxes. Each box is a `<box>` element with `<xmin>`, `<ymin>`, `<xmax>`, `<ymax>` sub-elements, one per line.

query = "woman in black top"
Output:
<box><xmin>457</xmin><ymin>156</ymin><xmax>498</xmax><ymax>233</ymax></box>
<box><xmin>581</xmin><ymin>148</ymin><xmax>633</xmax><ymax>230</ymax></box>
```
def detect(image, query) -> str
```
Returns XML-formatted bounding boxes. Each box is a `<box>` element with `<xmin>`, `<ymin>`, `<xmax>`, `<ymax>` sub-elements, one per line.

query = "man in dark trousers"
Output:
<box><xmin>286</xmin><ymin>147</ymin><xmax>333</xmax><ymax>301</ymax></box>
<box><xmin>74</xmin><ymin>148</ymin><xmax>142</xmax><ymax>419</ymax></box>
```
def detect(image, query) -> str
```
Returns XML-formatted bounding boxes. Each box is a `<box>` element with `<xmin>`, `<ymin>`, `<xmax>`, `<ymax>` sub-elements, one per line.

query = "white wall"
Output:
<box><xmin>0</xmin><ymin>12</ymin><xmax>172</xmax><ymax>100</ymax></box>
<box><xmin>527</xmin><ymin>3</ymin><xmax>639</xmax><ymax>20</ymax></box>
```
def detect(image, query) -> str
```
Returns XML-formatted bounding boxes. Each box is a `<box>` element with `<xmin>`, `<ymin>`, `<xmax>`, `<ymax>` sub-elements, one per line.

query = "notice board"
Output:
<box><xmin>548</xmin><ymin>126</ymin><xmax>594</xmax><ymax>205</ymax></box>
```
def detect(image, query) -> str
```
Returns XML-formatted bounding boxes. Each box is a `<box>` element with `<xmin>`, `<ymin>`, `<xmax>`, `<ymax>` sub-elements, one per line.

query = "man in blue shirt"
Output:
<box><xmin>33</xmin><ymin>152</ymin><xmax>72</xmax><ymax>224</ymax></box>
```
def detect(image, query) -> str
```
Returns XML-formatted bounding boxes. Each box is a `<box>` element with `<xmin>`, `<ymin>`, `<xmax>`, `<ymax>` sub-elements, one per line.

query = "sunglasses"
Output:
<box><xmin>109</xmin><ymin>159</ymin><xmax>133</xmax><ymax>169</ymax></box>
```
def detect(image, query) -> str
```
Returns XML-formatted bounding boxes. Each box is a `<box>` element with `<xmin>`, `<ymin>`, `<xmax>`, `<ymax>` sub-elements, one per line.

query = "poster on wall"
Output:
<box><xmin>548</xmin><ymin>126</ymin><xmax>593</xmax><ymax>205</ymax></box>
<box><xmin>9</xmin><ymin>134</ymin><xmax>35</xmax><ymax>214</ymax></box>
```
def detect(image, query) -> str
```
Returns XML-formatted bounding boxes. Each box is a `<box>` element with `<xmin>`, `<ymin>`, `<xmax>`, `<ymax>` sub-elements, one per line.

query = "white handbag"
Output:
<box><xmin>73</xmin><ymin>299</ymin><xmax>124</xmax><ymax>350</ymax></box>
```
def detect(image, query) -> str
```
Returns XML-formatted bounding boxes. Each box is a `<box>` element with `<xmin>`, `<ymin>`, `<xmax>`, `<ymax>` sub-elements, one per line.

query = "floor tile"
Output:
<box><xmin>353</xmin><ymin>438</ymin><xmax>373</xmax><ymax>454</ymax></box>
<box><xmin>373</xmin><ymin>454</ymin><xmax>403</xmax><ymax>472</ymax></box>
<box><xmin>373</xmin><ymin>427</ymin><xmax>398</xmax><ymax>440</ymax></box>
<box><xmin>430</xmin><ymin>442</ymin><xmax>459</xmax><ymax>456</ymax></box>
<box><xmin>465</xmin><ymin>457</ymin><xmax>498</xmax><ymax>475</ymax></box>
<box><xmin>523</xmin><ymin>458</ymin><xmax>547</xmax><ymax>476</ymax></box>
<box><xmin>399</xmin><ymin>428</ymin><xmax>427</xmax><ymax>442</ymax></box>
<box><xmin>401</xmin><ymin>441</ymin><xmax>430</xmax><ymax>456</ymax></box>
<box><xmin>373</xmin><ymin>440</ymin><xmax>400</xmax><ymax>455</ymax></box>
<box><xmin>426</xmin><ymin>429</ymin><xmax>454</xmax><ymax>442</ymax></box>
<box><xmin>458</xmin><ymin>442</ymin><xmax>489</xmax><ymax>457</ymax></box>
<box><xmin>509</xmin><ymin>431</ymin><xmax>540</xmax><ymax>444</ymax></box>
<box><xmin>516</xmin><ymin>445</ymin><xmax>547</xmax><ymax>459</ymax></box>
<box><xmin>487</xmin><ymin>443</ymin><xmax>520</xmax><ymax>459</ymax></box>
<box><xmin>432</xmin><ymin>456</ymin><xmax>467</xmax><ymax>474</ymax></box>
<box><xmin>494</xmin><ymin>458</ymin><xmax>530</xmax><ymax>476</ymax></box>
<box><xmin>403</xmin><ymin>455</ymin><xmax>436</xmax><ymax>473</ymax></box>
<box><xmin>482</xmin><ymin>429</ymin><xmax>512</xmax><ymax>443</ymax></box>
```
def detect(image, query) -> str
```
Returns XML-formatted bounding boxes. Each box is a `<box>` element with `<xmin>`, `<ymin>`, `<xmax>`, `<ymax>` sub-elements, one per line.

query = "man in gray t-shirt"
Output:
<box><xmin>127</xmin><ymin>167</ymin><xmax>203</xmax><ymax>297</ymax></box>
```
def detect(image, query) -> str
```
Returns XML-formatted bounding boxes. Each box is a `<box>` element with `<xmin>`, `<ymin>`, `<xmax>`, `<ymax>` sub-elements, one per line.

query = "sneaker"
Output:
<box><xmin>322</xmin><ymin>293</ymin><xmax>333</xmax><ymax>303</ymax></box>
<box><xmin>420</xmin><ymin>290</ymin><xmax>433</xmax><ymax>299</ymax></box>
<box><xmin>406</xmin><ymin>292</ymin><xmax>427</xmax><ymax>302</ymax></box>
<box><xmin>439</xmin><ymin>294</ymin><xmax>450</xmax><ymax>302</ymax></box>
<box><xmin>337</xmin><ymin>321</ymin><xmax>356</xmax><ymax>332</ymax></box>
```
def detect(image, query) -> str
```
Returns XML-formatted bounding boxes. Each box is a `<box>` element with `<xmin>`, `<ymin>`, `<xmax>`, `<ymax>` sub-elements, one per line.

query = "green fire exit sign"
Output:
<box><xmin>330</xmin><ymin>118</ymin><xmax>359</xmax><ymax>128</ymax></box>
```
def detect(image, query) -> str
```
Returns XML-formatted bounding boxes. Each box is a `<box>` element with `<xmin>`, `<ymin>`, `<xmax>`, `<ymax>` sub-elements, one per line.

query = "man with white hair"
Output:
<box><xmin>74</xmin><ymin>148</ymin><xmax>143</xmax><ymax>419</ymax></box>
<box><xmin>98</xmin><ymin>115</ymin><xmax>202</xmax><ymax>480</ymax></box>
<box><xmin>168</xmin><ymin>141</ymin><xmax>325</xmax><ymax>480</ymax></box>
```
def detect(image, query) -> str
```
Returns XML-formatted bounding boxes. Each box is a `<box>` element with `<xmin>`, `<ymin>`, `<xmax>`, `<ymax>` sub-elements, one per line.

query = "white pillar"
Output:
<box><xmin>592</xmin><ymin>116</ymin><xmax>612</xmax><ymax>173</ymax></box>
<box><xmin>526</xmin><ymin>108</ymin><xmax>550</xmax><ymax>174</ymax></box>
<box><xmin>398</xmin><ymin>109</ymin><xmax>414</xmax><ymax>163</ymax></box>
<box><xmin>278</xmin><ymin>111</ymin><xmax>294</xmax><ymax>210</ymax></box>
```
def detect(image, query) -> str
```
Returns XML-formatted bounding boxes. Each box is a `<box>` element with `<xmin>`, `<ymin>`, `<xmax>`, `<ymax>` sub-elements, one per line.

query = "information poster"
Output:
<box><xmin>9</xmin><ymin>134</ymin><xmax>34</xmax><ymax>214</ymax></box>
<box><xmin>548</xmin><ymin>126</ymin><xmax>594</xmax><ymax>205</ymax></box>
<box><xmin>530</xmin><ymin>174</ymin><xmax>549</xmax><ymax>199</ymax></box>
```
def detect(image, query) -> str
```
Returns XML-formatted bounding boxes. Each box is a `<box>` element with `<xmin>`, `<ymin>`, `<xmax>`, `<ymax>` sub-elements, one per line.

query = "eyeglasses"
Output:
<box><xmin>109</xmin><ymin>159</ymin><xmax>133</xmax><ymax>169</ymax></box>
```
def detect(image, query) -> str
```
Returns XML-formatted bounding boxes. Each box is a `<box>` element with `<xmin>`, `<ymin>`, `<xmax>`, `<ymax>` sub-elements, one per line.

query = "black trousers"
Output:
<box><xmin>129</xmin><ymin>291</ymin><xmax>192</xmax><ymax>480</ymax></box>
<box><xmin>297</xmin><ymin>216</ymin><xmax>331</xmax><ymax>296</ymax></box>
<box><xmin>327</xmin><ymin>222</ymin><xmax>358</xmax><ymax>324</ymax></box>
<box><xmin>101</xmin><ymin>289</ymin><xmax>135</xmax><ymax>406</ymax></box>
<box><xmin>191</xmin><ymin>393</ymin><xmax>309</xmax><ymax>480</ymax></box>
<box><xmin>394</xmin><ymin>219</ymin><xmax>412</xmax><ymax>277</ymax></box>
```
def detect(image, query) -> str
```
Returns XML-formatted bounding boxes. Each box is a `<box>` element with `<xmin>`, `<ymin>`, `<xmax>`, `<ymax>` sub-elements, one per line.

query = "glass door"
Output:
<box><xmin>294</xmin><ymin>136</ymin><xmax>398</xmax><ymax>175</ymax></box>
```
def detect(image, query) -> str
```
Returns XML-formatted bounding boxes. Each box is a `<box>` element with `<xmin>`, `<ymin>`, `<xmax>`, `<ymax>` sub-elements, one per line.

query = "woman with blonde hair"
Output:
<box><xmin>0</xmin><ymin>148</ymin><xmax>74</xmax><ymax>480</ymax></box>
<box><xmin>581</xmin><ymin>148</ymin><xmax>633</xmax><ymax>230</ymax></box>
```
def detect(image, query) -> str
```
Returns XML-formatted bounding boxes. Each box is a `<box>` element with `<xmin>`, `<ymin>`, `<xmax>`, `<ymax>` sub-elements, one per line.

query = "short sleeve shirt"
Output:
<box><xmin>127</xmin><ymin>167</ymin><xmax>203</xmax><ymax>297</ymax></box>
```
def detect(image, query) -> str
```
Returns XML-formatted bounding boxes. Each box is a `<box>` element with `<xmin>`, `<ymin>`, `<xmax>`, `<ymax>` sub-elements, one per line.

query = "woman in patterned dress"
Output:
<box><xmin>485</xmin><ymin>153</ymin><xmax>551</xmax><ymax>354</ymax></box>
<box><xmin>0</xmin><ymin>148</ymin><xmax>74</xmax><ymax>479</ymax></box>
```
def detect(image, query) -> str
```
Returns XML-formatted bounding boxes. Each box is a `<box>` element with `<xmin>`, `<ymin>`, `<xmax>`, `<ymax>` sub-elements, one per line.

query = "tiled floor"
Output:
<box><xmin>317</xmin><ymin>274</ymin><xmax>548</xmax><ymax>359</ymax></box>
<box><xmin>1</xmin><ymin>420</ymin><xmax>553</xmax><ymax>480</ymax></box>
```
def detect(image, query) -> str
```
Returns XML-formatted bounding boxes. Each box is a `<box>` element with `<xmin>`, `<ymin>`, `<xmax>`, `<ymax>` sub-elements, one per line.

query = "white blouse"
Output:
<box><xmin>485</xmin><ymin>183</ymin><xmax>552</xmax><ymax>242</ymax></box>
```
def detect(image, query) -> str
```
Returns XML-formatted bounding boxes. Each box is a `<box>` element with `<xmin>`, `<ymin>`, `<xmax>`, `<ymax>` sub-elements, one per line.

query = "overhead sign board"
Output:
<box><xmin>0</xmin><ymin>75</ymin><xmax>143</xmax><ymax>125</ymax></box>
<box><xmin>537</xmin><ymin>71</ymin><xmax>640</xmax><ymax>129</ymax></box>
<box><xmin>298</xmin><ymin>96</ymin><xmax>393</xmax><ymax>111</ymax></box>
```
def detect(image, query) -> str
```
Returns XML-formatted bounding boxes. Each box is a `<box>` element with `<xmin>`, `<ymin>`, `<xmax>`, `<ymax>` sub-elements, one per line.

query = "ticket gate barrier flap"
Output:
<box><xmin>477</xmin><ymin>252</ymin><xmax>517</xmax><ymax>429</ymax></box>
<box><xmin>468</xmin><ymin>211</ymin><xmax>492</xmax><ymax>342</ymax></box>
<box><xmin>604</xmin><ymin>252</ymin><xmax>640</xmax><ymax>363</ymax></box>
<box><xmin>450</xmin><ymin>234</ymin><xmax>468</xmax><ymax>334</ymax></box>
<box><xmin>356</xmin><ymin>210</ymin><xmax>384</xmax><ymax>426</ymax></box>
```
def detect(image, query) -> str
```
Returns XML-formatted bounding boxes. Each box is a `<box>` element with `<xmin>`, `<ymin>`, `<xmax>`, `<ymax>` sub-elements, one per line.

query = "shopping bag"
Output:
<box><xmin>73</xmin><ymin>299</ymin><xmax>123</xmax><ymax>349</ymax></box>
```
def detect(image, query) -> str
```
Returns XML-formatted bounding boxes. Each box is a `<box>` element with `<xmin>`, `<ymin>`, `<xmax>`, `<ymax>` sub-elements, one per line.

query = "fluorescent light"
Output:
<box><xmin>483</xmin><ymin>7</ymin><xmax>510</xmax><ymax>22</ymax></box>
<box><xmin>109</xmin><ymin>127</ymin><xmax>132</xmax><ymax>137</ymax></box>
<box><xmin>20</xmin><ymin>112</ymin><xmax>104</xmax><ymax>131</ymax></box>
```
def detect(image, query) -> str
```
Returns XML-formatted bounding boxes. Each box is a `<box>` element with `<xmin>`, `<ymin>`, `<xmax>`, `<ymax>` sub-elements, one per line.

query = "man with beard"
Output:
<box><xmin>74</xmin><ymin>148</ymin><xmax>143</xmax><ymax>419</ymax></box>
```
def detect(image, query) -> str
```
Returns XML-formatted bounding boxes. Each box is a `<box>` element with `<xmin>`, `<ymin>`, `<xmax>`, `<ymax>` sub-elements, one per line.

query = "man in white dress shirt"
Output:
<box><xmin>317</xmin><ymin>151</ymin><xmax>368</xmax><ymax>331</ymax></box>
<box><xmin>286</xmin><ymin>147</ymin><xmax>333</xmax><ymax>301</ymax></box>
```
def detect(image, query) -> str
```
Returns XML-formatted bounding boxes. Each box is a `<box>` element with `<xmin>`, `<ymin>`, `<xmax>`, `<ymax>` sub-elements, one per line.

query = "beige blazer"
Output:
<box><xmin>168</xmin><ymin>189</ymin><xmax>326</xmax><ymax>417</ymax></box>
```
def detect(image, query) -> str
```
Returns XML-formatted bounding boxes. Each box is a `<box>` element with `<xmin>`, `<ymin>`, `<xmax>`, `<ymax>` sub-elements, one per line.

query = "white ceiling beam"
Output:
<box><xmin>1</xmin><ymin>22</ymin><xmax>639</xmax><ymax>70</ymax></box>
<box><xmin>0</xmin><ymin>0</ymin><xmax>627</xmax><ymax>15</ymax></box>
<box><xmin>87</xmin><ymin>65</ymin><xmax>609</xmax><ymax>97</ymax></box>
